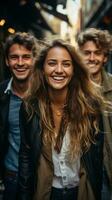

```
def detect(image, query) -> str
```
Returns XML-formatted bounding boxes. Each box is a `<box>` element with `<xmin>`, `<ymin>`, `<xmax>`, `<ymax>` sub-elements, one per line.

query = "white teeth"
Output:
<box><xmin>88</xmin><ymin>64</ymin><xmax>96</xmax><ymax>67</ymax></box>
<box><xmin>53</xmin><ymin>77</ymin><xmax>64</xmax><ymax>80</ymax></box>
<box><xmin>16</xmin><ymin>69</ymin><xmax>26</xmax><ymax>72</ymax></box>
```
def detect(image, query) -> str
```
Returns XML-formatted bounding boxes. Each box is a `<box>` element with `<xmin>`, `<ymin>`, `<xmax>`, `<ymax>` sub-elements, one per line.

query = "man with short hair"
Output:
<box><xmin>0</xmin><ymin>32</ymin><xmax>38</xmax><ymax>200</ymax></box>
<box><xmin>77</xmin><ymin>28</ymin><xmax>112</xmax><ymax>200</ymax></box>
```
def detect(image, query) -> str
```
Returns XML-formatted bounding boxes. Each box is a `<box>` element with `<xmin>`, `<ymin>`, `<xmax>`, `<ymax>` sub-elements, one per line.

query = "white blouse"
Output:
<box><xmin>52</xmin><ymin>129</ymin><xmax>80</xmax><ymax>188</ymax></box>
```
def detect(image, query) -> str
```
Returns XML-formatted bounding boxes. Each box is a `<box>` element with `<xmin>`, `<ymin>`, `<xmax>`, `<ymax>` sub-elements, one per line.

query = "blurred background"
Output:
<box><xmin>0</xmin><ymin>0</ymin><xmax>112</xmax><ymax>81</ymax></box>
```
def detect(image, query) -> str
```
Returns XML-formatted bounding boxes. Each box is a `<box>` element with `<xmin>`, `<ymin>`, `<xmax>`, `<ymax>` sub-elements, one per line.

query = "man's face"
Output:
<box><xmin>80</xmin><ymin>41</ymin><xmax>107</xmax><ymax>75</ymax></box>
<box><xmin>6</xmin><ymin>44</ymin><xmax>35</xmax><ymax>83</ymax></box>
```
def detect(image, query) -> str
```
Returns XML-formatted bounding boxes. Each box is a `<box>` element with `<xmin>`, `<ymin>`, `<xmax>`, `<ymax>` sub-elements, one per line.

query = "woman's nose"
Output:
<box><xmin>55</xmin><ymin>63</ymin><xmax>63</xmax><ymax>73</ymax></box>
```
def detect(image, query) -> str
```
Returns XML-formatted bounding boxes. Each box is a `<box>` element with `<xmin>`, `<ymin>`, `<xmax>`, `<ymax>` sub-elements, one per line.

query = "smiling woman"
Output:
<box><xmin>43</xmin><ymin>46</ymin><xmax>73</xmax><ymax>92</ymax></box>
<box><xmin>18</xmin><ymin>38</ymin><xmax>108</xmax><ymax>200</ymax></box>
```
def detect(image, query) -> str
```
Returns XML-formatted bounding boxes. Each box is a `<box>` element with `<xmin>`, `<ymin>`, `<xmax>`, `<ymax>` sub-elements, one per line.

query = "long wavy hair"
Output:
<box><xmin>24</xmin><ymin>38</ymin><xmax>105</xmax><ymax>158</ymax></box>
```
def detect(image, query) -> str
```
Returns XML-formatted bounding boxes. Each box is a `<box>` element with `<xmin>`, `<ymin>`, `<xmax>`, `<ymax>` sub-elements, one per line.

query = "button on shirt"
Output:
<box><xmin>52</xmin><ymin>130</ymin><xmax>80</xmax><ymax>188</ymax></box>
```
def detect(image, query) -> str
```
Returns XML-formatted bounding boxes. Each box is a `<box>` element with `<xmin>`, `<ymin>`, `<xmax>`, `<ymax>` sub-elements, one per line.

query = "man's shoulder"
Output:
<box><xmin>106</xmin><ymin>71</ymin><xmax>112</xmax><ymax>77</ymax></box>
<box><xmin>103</xmin><ymin>70</ymin><xmax>112</xmax><ymax>81</ymax></box>
<box><xmin>0</xmin><ymin>79</ymin><xmax>10</xmax><ymax>93</ymax></box>
<box><xmin>102</xmin><ymin>70</ymin><xmax>112</xmax><ymax>96</ymax></box>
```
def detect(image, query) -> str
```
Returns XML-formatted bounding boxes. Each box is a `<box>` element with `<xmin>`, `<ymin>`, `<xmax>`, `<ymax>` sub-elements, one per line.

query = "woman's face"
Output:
<box><xmin>43</xmin><ymin>46</ymin><xmax>74</xmax><ymax>92</ymax></box>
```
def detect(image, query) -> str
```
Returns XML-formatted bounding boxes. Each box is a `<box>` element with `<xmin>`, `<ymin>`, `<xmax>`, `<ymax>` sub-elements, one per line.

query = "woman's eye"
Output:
<box><xmin>48</xmin><ymin>62</ymin><xmax>56</xmax><ymax>66</ymax></box>
<box><xmin>63</xmin><ymin>63</ymin><xmax>71</xmax><ymax>67</ymax></box>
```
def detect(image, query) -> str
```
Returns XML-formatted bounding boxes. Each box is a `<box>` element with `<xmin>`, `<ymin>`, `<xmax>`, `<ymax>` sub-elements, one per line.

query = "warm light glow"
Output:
<box><xmin>8</xmin><ymin>28</ymin><xmax>15</xmax><ymax>33</ymax></box>
<box><xmin>0</xmin><ymin>19</ymin><xmax>6</xmax><ymax>26</ymax></box>
<box><xmin>19</xmin><ymin>0</ymin><xmax>27</xmax><ymax>5</ymax></box>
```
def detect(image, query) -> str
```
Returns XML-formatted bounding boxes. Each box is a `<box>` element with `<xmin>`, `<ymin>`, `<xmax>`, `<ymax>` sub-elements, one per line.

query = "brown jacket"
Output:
<box><xmin>34</xmin><ymin>153</ymin><xmax>95</xmax><ymax>200</ymax></box>
<box><xmin>102</xmin><ymin>69</ymin><xmax>112</xmax><ymax>101</ymax></box>
<box><xmin>34</xmin><ymin>126</ymin><xmax>104</xmax><ymax>200</ymax></box>
<box><xmin>101</xmin><ymin>69</ymin><xmax>112</xmax><ymax>187</ymax></box>
<box><xmin>18</xmin><ymin>103</ymin><xmax>104</xmax><ymax>200</ymax></box>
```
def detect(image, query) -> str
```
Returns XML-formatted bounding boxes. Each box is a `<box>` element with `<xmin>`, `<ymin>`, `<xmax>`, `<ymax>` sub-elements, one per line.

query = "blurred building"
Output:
<box><xmin>0</xmin><ymin>0</ymin><xmax>82</xmax><ymax>41</ymax></box>
<box><xmin>81</xmin><ymin>0</ymin><xmax>112</xmax><ymax>32</ymax></box>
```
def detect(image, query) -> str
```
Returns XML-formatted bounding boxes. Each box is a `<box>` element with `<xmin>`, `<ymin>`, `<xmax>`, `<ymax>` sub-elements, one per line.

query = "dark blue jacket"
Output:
<box><xmin>0</xmin><ymin>80</ymin><xmax>11</xmax><ymax>179</ymax></box>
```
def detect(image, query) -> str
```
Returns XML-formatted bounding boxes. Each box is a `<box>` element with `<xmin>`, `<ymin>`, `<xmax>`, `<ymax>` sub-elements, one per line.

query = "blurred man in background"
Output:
<box><xmin>77</xmin><ymin>27</ymin><xmax>112</xmax><ymax>200</ymax></box>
